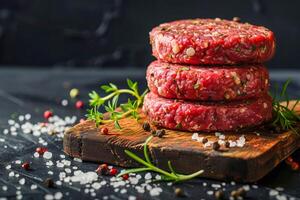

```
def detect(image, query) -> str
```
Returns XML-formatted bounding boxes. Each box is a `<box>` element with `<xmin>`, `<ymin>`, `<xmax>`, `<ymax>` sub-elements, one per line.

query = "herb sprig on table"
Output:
<box><xmin>117</xmin><ymin>136</ymin><xmax>204</xmax><ymax>182</ymax></box>
<box><xmin>87</xmin><ymin>79</ymin><xmax>148</xmax><ymax>128</ymax></box>
<box><xmin>271</xmin><ymin>80</ymin><xmax>300</xmax><ymax>134</ymax></box>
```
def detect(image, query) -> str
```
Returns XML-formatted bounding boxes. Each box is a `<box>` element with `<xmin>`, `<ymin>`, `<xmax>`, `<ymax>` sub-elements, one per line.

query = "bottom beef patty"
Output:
<box><xmin>143</xmin><ymin>92</ymin><xmax>273</xmax><ymax>132</ymax></box>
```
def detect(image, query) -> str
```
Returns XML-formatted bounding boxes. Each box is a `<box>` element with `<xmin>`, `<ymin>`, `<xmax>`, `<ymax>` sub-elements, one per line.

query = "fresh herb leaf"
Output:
<box><xmin>271</xmin><ymin>80</ymin><xmax>300</xmax><ymax>134</ymax></box>
<box><xmin>117</xmin><ymin>136</ymin><xmax>204</xmax><ymax>182</ymax></box>
<box><xmin>87</xmin><ymin>79</ymin><xmax>148</xmax><ymax>128</ymax></box>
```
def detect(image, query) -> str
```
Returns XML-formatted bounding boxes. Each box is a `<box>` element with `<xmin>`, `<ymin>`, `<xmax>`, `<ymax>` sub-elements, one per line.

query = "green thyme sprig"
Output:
<box><xmin>271</xmin><ymin>80</ymin><xmax>300</xmax><ymax>134</ymax></box>
<box><xmin>87</xmin><ymin>79</ymin><xmax>148</xmax><ymax>128</ymax></box>
<box><xmin>117</xmin><ymin>136</ymin><xmax>204</xmax><ymax>182</ymax></box>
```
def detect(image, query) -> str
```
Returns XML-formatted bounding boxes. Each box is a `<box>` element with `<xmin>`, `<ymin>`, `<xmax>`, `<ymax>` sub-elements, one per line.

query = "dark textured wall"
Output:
<box><xmin>0</xmin><ymin>0</ymin><xmax>299</xmax><ymax>68</ymax></box>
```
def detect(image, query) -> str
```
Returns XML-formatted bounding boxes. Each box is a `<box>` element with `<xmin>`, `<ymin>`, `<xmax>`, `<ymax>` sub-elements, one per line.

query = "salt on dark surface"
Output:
<box><xmin>0</xmin><ymin>69</ymin><xmax>300</xmax><ymax>200</ymax></box>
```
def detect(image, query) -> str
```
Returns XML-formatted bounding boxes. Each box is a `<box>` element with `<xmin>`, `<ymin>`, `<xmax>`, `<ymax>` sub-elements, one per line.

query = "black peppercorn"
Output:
<box><xmin>44</xmin><ymin>178</ymin><xmax>55</xmax><ymax>188</ymax></box>
<box><xmin>174</xmin><ymin>187</ymin><xmax>185</xmax><ymax>197</ymax></box>
<box><xmin>225</xmin><ymin>141</ymin><xmax>230</xmax><ymax>148</ymax></box>
<box><xmin>156</xmin><ymin>129</ymin><xmax>166</xmax><ymax>138</ymax></box>
<box><xmin>212</xmin><ymin>142</ymin><xmax>220</xmax><ymax>151</ymax></box>
<box><xmin>151</xmin><ymin>130</ymin><xmax>157</xmax><ymax>136</ymax></box>
<box><xmin>201</xmin><ymin>138</ymin><xmax>208</xmax><ymax>144</ymax></box>
<box><xmin>214</xmin><ymin>190</ymin><xmax>224</xmax><ymax>199</ymax></box>
<box><xmin>142</xmin><ymin>122</ymin><xmax>151</xmax><ymax>132</ymax></box>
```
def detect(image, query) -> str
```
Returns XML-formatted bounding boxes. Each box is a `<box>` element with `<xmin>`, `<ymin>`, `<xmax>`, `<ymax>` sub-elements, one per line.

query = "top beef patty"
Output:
<box><xmin>150</xmin><ymin>18</ymin><xmax>275</xmax><ymax>65</ymax></box>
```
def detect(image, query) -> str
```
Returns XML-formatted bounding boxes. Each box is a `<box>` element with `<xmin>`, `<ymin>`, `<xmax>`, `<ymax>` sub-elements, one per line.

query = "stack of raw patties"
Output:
<box><xmin>143</xmin><ymin>18</ymin><xmax>276</xmax><ymax>132</ymax></box>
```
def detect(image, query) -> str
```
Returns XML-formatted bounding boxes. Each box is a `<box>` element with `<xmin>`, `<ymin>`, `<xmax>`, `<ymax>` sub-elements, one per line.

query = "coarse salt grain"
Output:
<box><xmin>149</xmin><ymin>187</ymin><xmax>162</xmax><ymax>196</ymax></box>
<box><xmin>19</xmin><ymin>178</ymin><xmax>25</xmax><ymax>185</ymax></box>
<box><xmin>73</xmin><ymin>158</ymin><xmax>82</xmax><ymax>162</ymax></box>
<box><xmin>144</xmin><ymin>173</ymin><xmax>152</xmax><ymax>180</ymax></box>
<box><xmin>2</xmin><ymin>186</ymin><xmax>8</xmax><ymax>191</ymax></box>
<box><xmin>54</xmin><ymin>192</ymin><xmax>63</xmax><ymax>200</ymax></box>
<box><xmin>9</xmin><ymin>172</ymin><xmax>14</xmax><ymax>177</ymax></box>
<box><xmin>191</xmin><ymin>133</ymin><xmax>199</xmax><ymax>140</ymax></box>
<box><xmin>128</xmin><ymin>195</ymin><xmax>137</xmax><ymax>200</ymax></box>
<box><xmin>91</xmin><ymin>182</ymin><xmax>101</xmax><ymax>190</ymax></box>
<box><xmin>44</xmin><ymin>194</ymin><xmax>54</xmax><ymax>200</ymax></box>
<box><xmin>31</xmin><ymin>184</ymin><xmax>37</xmax><ymax>190</ymax></box>
<box><xmin>43</xmin><ymin>151</ymin><xmax>52</xmax><ymax>159</ymax></box>
<box><xmin>269</xmin><ymin>189</ymin><xmax>279</xmax><ymax>196</ymax></box>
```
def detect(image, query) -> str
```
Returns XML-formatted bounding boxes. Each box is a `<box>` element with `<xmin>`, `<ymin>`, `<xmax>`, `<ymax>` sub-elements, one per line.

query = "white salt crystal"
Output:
<box><xmin>46</xmin><ymin>161</ymin><xmax>53</xmax><ymax>166</ymax></box>
<box><xmin>9</xmin><ymin>172</ymin><xmax>15</xmax><ymax>177</ymax></box>
<box><xmin>44</xmin><ymin>194</ymin><xmax>54</xmax><ymax>200</ymax></box>
<box><xmin>276</xmin><ymin>187</ymin><xmax>284</xmax><ymax>191</ymax></box>
<box><xmin>56</xmin><ymin>163</ymin><xmax>64</xmax><ymax>168</ymax></box>
<box><xmin>92</xmin><ymin>182</ymin><xmax>101</xmax><ymax>190</ymax></box>
<box><xmin>144</xmin><ymin>173</ymin><xmax>152</xmax><ymax>180</ymax></box>
<box><xmin>149</xmin><ymin>187</ymin><xmax>162</xmax><ymax>196</ymax></box>
<box><xmin>252</xmin><ymin>185</ymin><xmax>258</xmax><ymax>189</ymax></box>
<box><xmin>15</xmin><ymin>160</ymin><xmax>21</xmax><ymax>164</ymax></box>
<box><xmin>155</xmin><ymin>175</ymin><xmax>161</xmax><ymax>180</ymax></box>
<box><xmin>269</xmin><ymin>189</ymin><xmax>279</xmax><ymax>196</ymax></box>
<box><xmin>54</xmin><ymin>192</ymin><xmax>63</xmax><ymax>200</ymax></box>
<box><xmin>61</xmin><ymin>99</ymin><xmax>68</xmax><ymax>106</ymax></box>
<box><xmin>19</xmin><ymin>178</ymin><xmax>25</xmax><ymax>185</ymax></box>
<box><xmin>207</xmin><ymin>190</ymin><xmax>213</xmax><ymax>195</ymax></box>
<box><xmin>5</xmin><ymin>165</ymin><xmax>11</xmax><ymax>170</ymax></box>
<box><xmin>128</xmin><ymin>195</ymin><xmax>137</xmax><ymax>200</ymax></box>
<box><xmin>219</xmin><ymin>134</ymin><xmax>225</xmax><ymax>140</ymax></box>
<box><xmin>215</xmin><ymin>132</ymin><xmax>221</xmax><ymax>137</ymax></box>
<box><xmin>25</xmin><ymin>114</ymin><xmax>31</xmax><ymax>120</ymax></box>
<box><xmin>211</xmin><ymin>184</ymin><xmax>221</xmax><ymax>188</ymax></box>
<box><xmin>73</xmin><ymin>158</ymin><xmax>82</xmax><ymax>162</ymax></box>
<box><xmin>120</xmin><ymin>188</ymin><xmax>127</xmax><ymax>194</ymax></box>
<box><xmin>55</xmin><ymin>181</ymin><xmax>62</xmax><ymax>186</ymax></box>
<box><xmin>43</xmin><ymin>152</ymin><xmax>52</xmax><ymax>159</ymax></box>
<box><xmin>65</xmin><ymin>168</ymin><xmax>71</xmax><ymax>174</ymax></box>
<box><xmin>229</xmin><ymin>141</ymin><xmax>237</xmax><ymax>148</ymax></box>
<box><xmin>191</xmin><ymin>133</ymin><xmax>199</xmax><ymax>140</ymax></box>
<box><xmin>2</xmin><ymin>186</ymin><xmax>8</xmax><ymax>191</ymax></box>
<box><xmin>243</xmin><ymin>185</ymin><xmax>250</xmax><ymax>191</ymax></box>
<box><xmin>18</xmin><ymin>115</ymin><xmax>24</xmax><ymax>121</ymax></box>
<box><xmin>31</xmin><ymin>184</ymin><xmax>37</xmax><ymax>190</ymax></box>
<box><xmin>8</xmin><ymin>120</ymin><xmax>15</xmax><ymax>125</ymax></box>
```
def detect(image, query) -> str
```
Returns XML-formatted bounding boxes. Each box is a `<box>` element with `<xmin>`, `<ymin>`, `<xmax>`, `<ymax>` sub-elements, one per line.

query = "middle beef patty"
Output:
<box><xmin>147</xmin><ymin>60</ymin><xmax>269</xmax><ymax>101</ymax></box>
<box><xmin>143</xmin><ymin>92</ymin><xmax>273</xmax><ymax>132</ymax></box>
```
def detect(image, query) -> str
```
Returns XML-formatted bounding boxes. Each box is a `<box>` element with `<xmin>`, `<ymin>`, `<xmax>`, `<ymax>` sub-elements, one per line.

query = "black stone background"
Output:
<box><xmin>0</xmin><ymin>0</ymin><xmax>299</xmax><ymax>68</ymax></box>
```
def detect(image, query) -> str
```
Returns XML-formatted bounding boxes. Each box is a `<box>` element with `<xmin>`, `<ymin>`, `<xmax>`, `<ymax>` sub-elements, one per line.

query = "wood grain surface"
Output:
<box><xmin>63</xmin><ymin>101</ymin><xmax>300</xmax><ymax>182</ymax></box>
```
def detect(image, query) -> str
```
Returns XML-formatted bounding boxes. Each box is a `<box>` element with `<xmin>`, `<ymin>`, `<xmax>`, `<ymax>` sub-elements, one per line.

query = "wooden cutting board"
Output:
<box><xmin>63</xmin><ymin>101</ymin><xmax>300</xmax><ymax>182</ymax></box>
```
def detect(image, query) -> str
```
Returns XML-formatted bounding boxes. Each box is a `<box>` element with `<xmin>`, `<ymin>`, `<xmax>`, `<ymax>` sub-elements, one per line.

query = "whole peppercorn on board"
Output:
<box><xmin>64</xmin><ymin>101</ymin><xmax>300</xmax><ymax>182</ymax></box>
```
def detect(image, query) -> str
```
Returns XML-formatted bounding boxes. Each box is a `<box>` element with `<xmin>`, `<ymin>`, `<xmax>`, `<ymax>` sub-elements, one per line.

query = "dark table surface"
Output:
<box><xmin>0</xmin><ymin>68</ymin><xmax>300</xmax><ymax>200</ymax></box>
